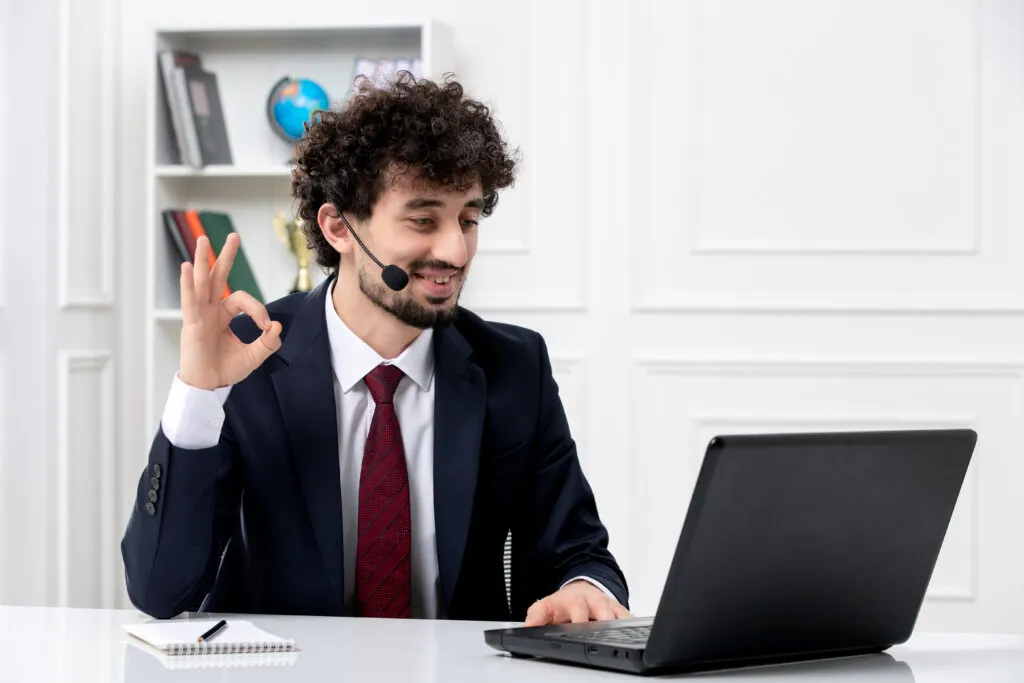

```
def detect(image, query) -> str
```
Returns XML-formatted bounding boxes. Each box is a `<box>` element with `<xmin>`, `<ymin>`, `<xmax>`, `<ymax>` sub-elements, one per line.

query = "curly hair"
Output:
<box><xmin>290</xmin><ymin>72</ymin><xmax>519</xmax><ymax>270</ymax></box>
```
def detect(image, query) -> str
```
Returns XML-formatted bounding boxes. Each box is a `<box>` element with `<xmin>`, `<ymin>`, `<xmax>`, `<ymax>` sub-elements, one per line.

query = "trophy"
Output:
<box><xmin>274</xmin><ymin>211</ymin><xmax>313</xmax><ymax>293</ymax></box>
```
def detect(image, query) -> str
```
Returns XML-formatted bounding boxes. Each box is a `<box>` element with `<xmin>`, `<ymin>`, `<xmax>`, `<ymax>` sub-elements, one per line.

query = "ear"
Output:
<box><xmin>317</xmin><ymin>203</ymin><xmax>355</xmax><ymax>255</ymax></box>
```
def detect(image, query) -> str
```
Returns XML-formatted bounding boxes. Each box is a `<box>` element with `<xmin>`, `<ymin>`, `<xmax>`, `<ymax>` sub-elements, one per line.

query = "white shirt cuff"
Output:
<box><xmin>561</xmin><ymin>576</ymin><xmax>618</xmax><ymax>602</ymax></box>
<box><xmin>160</xmin><ymin>374</ymin><xmax>233</xmax><ymax>449</ymax></box>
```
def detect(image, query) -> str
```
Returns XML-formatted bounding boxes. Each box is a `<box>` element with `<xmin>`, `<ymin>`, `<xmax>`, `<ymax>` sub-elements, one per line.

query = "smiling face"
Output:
<box><xmin>329</xmin><ymin>170</ymin><xmax>484</xmax><ymax>329</ymax></box>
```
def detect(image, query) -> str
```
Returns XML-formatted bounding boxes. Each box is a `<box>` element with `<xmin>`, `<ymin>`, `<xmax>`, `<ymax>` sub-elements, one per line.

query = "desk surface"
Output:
<box><xmin>1</xmin><ymin>606</ymin><xmax>1022</xmax><ymax>682</ymax></box>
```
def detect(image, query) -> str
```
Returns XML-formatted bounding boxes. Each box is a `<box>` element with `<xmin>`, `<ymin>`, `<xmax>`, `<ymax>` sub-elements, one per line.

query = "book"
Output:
<box><xmin>182</xmin><ymin>65</ymin><xmax>233</xmax><ymax>165</ymax></box>
<box><xmin>172</xmin><ymin>210</ymin><xmax>197</xmax><ymax>259</ymax></box>
<box><xmin>161</xmin><ymin>210</ymin><xmax>190</xmax><ymax>262</ymax></box>
<box><xmin>157</xmin><ymin>49</ymin><xmax>202</xmax><ymax>166</ymax></box>
<box><xmin>123</xmin><ymin>619</ymin><xmax>297</xmax><ymax>656</ymax></box>
<box><xmin>183</xmin><ymin>209</ymin><xmax>231</xmax><ymax>300</ymax></box>
<box><xmin>199</xmin><ymin>210</ymin><xmax>265</xmax><ymax>303</ymax></box>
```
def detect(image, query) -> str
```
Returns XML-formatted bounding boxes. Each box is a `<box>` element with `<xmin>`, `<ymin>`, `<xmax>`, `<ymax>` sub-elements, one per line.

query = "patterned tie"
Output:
<box><xmin>355</xmin><ymin>363</ymin><xmax>412</xmax><ymax>618</ymax></box>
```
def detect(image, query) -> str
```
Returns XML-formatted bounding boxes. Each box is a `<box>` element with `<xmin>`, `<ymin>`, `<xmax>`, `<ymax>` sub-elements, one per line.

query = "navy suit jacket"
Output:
<box><xmin>121</xmin><ymin>276</ymin><xmax>627</xmax><ymax>620</ymax></box>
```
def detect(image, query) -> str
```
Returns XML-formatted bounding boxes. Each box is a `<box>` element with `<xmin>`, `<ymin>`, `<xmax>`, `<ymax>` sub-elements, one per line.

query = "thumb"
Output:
<box><xmin>525</xmin><ymin>600</ymin><xmax>552</xmax><ymax>627</ymax></box>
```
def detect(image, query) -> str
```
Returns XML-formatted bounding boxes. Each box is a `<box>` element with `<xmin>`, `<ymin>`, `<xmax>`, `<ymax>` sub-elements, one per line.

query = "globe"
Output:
<box><xmin>266</xmin><ymin>77</ymin><xmax>331</xmax><ymax>142</ymax></box>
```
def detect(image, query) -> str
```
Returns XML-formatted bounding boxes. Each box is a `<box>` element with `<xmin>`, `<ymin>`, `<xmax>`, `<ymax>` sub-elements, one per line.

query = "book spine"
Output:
<box><xmin>185</xmin><ymin>69</ymin><xmax>233</xmax><ymax>165</ymax></box>
<box><xmin>173</xmin><ymin>67</ymin><xmax>204</xmax><ymax>167</ymax></box>
<box><xmin>161</xmin><ymin>210</ymin><xmax>190</xmax><ymax>262</ymax></box>
<box><xmin>171</xmin><ymin>210</ymin><xmax>197</xmax><ymax>259</ymax></box>
<box><xmin>183</xmin><ymin>210</ymin><xmax>230</xmax><ymax>300</ymax></box>
<box><xmin>157</xmin><ymin>51</ymin><xmax>188</xmax><ymax>164</ymax></box>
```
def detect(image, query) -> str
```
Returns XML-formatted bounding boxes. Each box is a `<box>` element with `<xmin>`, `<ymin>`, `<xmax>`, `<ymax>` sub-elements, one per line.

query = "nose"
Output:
<box><xmin>432</xmin><ymin>220</ymin><xmax>469</xmax><ymax>268</ymax></box>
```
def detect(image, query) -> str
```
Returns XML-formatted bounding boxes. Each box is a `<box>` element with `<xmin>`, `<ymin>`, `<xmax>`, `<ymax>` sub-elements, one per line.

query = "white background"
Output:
<box><xmin>1</xmin><ymin>0</ymin><xmax>1022</xmax><ymax>634</ymax></box>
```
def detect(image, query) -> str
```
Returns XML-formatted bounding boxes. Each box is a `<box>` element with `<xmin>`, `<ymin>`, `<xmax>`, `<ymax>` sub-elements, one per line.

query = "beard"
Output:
<box><xmin>358</xmin><ymin>262</ymin><xmax>464</xmax><ymax>329</ymax></box>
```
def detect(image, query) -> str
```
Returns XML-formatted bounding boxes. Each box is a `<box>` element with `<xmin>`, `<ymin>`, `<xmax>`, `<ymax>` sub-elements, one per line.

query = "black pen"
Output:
<box><xmin>197</xmin><ymin>620</ymin><xmax>227</xmax><ymax>643</ymax></box>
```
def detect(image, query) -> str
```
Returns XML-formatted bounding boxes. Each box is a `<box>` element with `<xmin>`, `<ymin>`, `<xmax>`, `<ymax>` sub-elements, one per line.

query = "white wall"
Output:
<box><xmin>1</xmin><ymin>0</ymin><xmax>120</xmax><ymax>608</ymax></box>
<box><xmin>2</xmin><ymin>0</ymin><xmax>1020</xmax><ymax>634</ymax></box>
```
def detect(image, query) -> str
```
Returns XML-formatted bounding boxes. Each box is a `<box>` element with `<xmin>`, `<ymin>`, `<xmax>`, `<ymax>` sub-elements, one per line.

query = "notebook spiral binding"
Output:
<box><xmin>165</xmin><ymin>638</ymin><xmax>297</xmax><ymax>655</ymax></box>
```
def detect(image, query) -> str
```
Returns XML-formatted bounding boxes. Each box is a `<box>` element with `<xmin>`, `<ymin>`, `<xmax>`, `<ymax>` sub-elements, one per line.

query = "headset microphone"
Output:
<box><xmin>336</xmin><ymin>212</ymin><xmax>410</xmax><ymax>291</ymax></box>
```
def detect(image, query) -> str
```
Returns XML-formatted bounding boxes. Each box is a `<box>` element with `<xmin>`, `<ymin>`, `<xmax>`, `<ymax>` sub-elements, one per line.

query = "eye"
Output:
<box><xmin>461</xmin><ymin>219</ymin><xmax>479</xmax><ymax>230</ymax></box>
<box><xmin>409</xmin><ymin>217</ymin><xmax>434</xmax><ymax>228</ymax></box>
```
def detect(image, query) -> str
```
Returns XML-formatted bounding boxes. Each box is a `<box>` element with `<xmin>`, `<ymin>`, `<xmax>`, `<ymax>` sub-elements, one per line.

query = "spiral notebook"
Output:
<box><xmin>125</xmin><ymin>640</ymin><xmax>298</xmax><ymax>670</ymax></box>
<box><xmin>123</xmin><ymin>619</ymin><xmax>298</xmax><ymax>656</ymax></box>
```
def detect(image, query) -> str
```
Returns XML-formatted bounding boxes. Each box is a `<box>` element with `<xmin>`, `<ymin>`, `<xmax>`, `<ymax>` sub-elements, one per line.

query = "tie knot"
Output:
<box><xmin>364</xmin><ymin>364</ymin><xmax>404</xmax><ymax>404</ymax></box>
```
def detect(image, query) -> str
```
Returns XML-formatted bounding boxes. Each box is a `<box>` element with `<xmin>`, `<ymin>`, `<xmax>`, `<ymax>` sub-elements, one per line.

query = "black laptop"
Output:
<box><xmin>485</xmin><ymin>428</ymin><xmax>976</xmax><ymax>676</ymax></box>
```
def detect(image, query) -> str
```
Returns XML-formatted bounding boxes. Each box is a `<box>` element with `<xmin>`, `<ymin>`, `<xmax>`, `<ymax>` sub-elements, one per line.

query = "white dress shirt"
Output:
<box><xmin>160</xmin><ymin>285</ymin><xmax>614</xmax><ymax>618</ymax></box>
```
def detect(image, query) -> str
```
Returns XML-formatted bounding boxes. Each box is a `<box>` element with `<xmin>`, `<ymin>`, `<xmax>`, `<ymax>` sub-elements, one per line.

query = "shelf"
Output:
<box><xmin>155</xmin><ymin>22</ymin><xmax>427</xmax><ymax>42</ymax></box>
<box><xmin>153</xmin><ymin>309</ymin><xmax>184</xmax><ymax>321</ymax></box>
<box><xmin>155</xmin><ymin>165</ymin><xmax>292</xmax><ymax>179</ymax></box>
<box><xmin>146</xmin><ymin>20</ymin><xmax>455</xmax><ymax>436</ymax></box>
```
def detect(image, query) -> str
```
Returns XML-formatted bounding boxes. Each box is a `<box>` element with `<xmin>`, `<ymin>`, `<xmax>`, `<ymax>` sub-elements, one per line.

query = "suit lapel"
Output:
<box><xmin>433</xmin><ymin>322</ymin><xmax>486</xmax><ymax>611</ymax></box>
<box><xmin>271</xmin><ymin>278</ymin><xmax>345</xmax><ymax>608</ymax></box>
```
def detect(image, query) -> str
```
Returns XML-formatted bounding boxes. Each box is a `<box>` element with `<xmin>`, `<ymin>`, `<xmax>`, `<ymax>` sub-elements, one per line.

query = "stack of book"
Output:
<box><xmin>158</xmin><ymin>50</ymin><xmax>233</xmax><ymax>168</ymax></box>
<box><xmin>162</xmin><ymin>209</ymin><xmax>263</xmax><ymax>303</ymax></box>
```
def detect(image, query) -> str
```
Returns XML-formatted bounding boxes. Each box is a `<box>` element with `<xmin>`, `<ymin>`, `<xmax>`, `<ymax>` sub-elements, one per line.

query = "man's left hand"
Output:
<box><xmin>524</xmin><ymin>580</ymin><xmax>632</xmax><ymax>626</ymax></box>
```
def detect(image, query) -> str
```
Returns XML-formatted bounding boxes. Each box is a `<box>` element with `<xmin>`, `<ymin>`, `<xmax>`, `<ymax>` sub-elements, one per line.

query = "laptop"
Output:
<box><xmin>484</xmin><ymin>428</ymin><xmax>976</xmax><ymax>676</ymax></box>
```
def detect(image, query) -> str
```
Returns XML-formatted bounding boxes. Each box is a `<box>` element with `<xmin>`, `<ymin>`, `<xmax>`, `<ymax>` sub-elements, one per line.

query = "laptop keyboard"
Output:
<box><xmin>551</xmin><ymin>625</ymin><xmax>651</xmax><ymax>645</ymax></box>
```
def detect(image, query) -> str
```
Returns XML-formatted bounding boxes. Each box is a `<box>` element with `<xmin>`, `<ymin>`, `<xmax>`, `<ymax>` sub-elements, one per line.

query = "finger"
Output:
<box><xmin>612</xmin><ymin>602</ymin><xmax>632</xmax><ymax>619</ymax></box>
<box><xmin>222</xmin><ymin>291</ymin><xmax>272</xmax><ymax>330</ymax></box>
<box><xmin>588</xmin><ymin>597</ymin><xmax>617</xmax><ymax>622</ymax></box>
<box><xmin>210</xmin><ymin>232</ymin><xmax>239</xmax><ymax>298</ymax></box>
<box><xmin>525</xmin><ymin>601</ymin><xmax>552</xmax><ymax>627</ymax></box>
<box><xmin>180</xmin><ymin>261</ymin><xmax>197</xmax><ymax>323</ymax></box>
<box><xmin>251</xmin><ymin>321</ymin><xmax>283</xmax><ymax>360</ymax></box>
<box><xmin>541</xmin><ymin>598</ymin><xmax>573</xmax><ymax>625</ymax></box>
<box><xmin>567</xmin><ymin>597</ymin><xmax>590</xmax><ymax>624</ymax></box>
<box><xmin>193</xmin><ymin>236</ymin><xmax>211</xmax><ymax>303</ymax></box>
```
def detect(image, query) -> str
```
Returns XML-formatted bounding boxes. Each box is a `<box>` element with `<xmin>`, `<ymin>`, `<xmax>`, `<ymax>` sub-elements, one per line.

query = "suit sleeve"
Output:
<box><xmin>519</xmin><ymin>334</ymin><xmax>630</xmax><ymax>609</ymax></box>
<box><xmin>120</xmin><ymin>411</ymin><xmax>243</xmax><ymax>619</ymax></box>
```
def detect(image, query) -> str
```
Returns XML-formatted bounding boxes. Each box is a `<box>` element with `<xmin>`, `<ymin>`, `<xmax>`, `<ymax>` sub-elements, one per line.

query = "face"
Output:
<box><xmin>348</xmin><ymin>173</ymin><xmax>483</xmax><ymax>329</ymax></box>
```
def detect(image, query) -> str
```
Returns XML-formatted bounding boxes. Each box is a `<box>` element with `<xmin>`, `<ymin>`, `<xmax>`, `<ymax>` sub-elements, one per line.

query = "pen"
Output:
<box><xmin>197</xmin><ymin>620</ymin><xmax>227</xmax><ymax>643</ymax></box>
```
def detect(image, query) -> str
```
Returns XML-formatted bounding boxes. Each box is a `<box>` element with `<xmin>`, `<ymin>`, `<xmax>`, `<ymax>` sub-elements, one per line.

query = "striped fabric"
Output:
<box><xmin>503</xmin><ymin>530</ymin><xmax>512</xmax><ymax>611</ymax></box>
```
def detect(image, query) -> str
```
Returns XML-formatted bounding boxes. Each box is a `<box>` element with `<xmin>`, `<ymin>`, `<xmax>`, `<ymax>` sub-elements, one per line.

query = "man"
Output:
<box><xmin>121</xmin><ymin>73</ymin><xmax>629</xmax><ymax>625</ymax></box>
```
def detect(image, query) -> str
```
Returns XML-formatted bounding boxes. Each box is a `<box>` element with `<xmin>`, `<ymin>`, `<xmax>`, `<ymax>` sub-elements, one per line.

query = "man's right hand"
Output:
<box><xmin>178</xmin><ymin>234</ymin><xmax>283</xmax><ymax>391</ymax></box>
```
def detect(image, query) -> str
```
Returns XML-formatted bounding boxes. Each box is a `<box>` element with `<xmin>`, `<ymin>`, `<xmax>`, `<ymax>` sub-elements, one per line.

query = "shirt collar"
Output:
<box><xmin>324</xmin><ymin>281</ymin><xmax>435</xmax><ymax>394</ymax></box>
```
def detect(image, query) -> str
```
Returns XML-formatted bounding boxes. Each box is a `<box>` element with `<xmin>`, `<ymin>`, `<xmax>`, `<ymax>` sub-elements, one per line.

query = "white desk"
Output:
<box><xmin>1</xmin><ymin>606</ymin><xmax>1022</xmax><ymax>681</ymax></box>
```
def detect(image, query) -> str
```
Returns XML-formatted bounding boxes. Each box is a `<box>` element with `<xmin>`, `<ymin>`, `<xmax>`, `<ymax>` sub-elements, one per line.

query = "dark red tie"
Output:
<box><xmin>355</xmin><ymin>364</ymin><xmax>412</xmax><ymax>618</ymax></box>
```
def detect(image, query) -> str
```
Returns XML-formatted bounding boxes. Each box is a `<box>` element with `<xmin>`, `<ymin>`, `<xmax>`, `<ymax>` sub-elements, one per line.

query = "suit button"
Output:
<box><xmin>147</xmin><ymin>489</ymin><xmax>158</xmax><ymax>503</ymax></box>
<box><xmin>145</xmin><ymin>502</ymin><xmax>156</xmax><ymax>516</ymax></box>
<box><xmin>150</xmin><ymin>477</ymin><xmax>160</xmax><ymax>491</ymax></box>
<box><xmin>152</xmin><ymin>463</ymin><xmax>162</xmax><ymax>479</ymax></box>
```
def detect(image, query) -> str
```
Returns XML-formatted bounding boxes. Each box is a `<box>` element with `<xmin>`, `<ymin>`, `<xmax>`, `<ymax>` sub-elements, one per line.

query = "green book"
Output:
<box><xmin>198</xmin><ymin>211</ymin><xmax>265</xmax><ymax>303</ymax></box>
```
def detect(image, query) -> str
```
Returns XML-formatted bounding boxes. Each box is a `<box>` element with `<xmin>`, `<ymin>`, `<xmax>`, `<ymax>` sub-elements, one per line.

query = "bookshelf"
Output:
<box><xmin>154</xmin><ymin>165</ymin><xmax>292</xmax><ymax>178</ymax></box>
<box><xmin>145</xmin><ymin>21</ymin><xmax>455</xmax><ymax>435</ymax></box>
